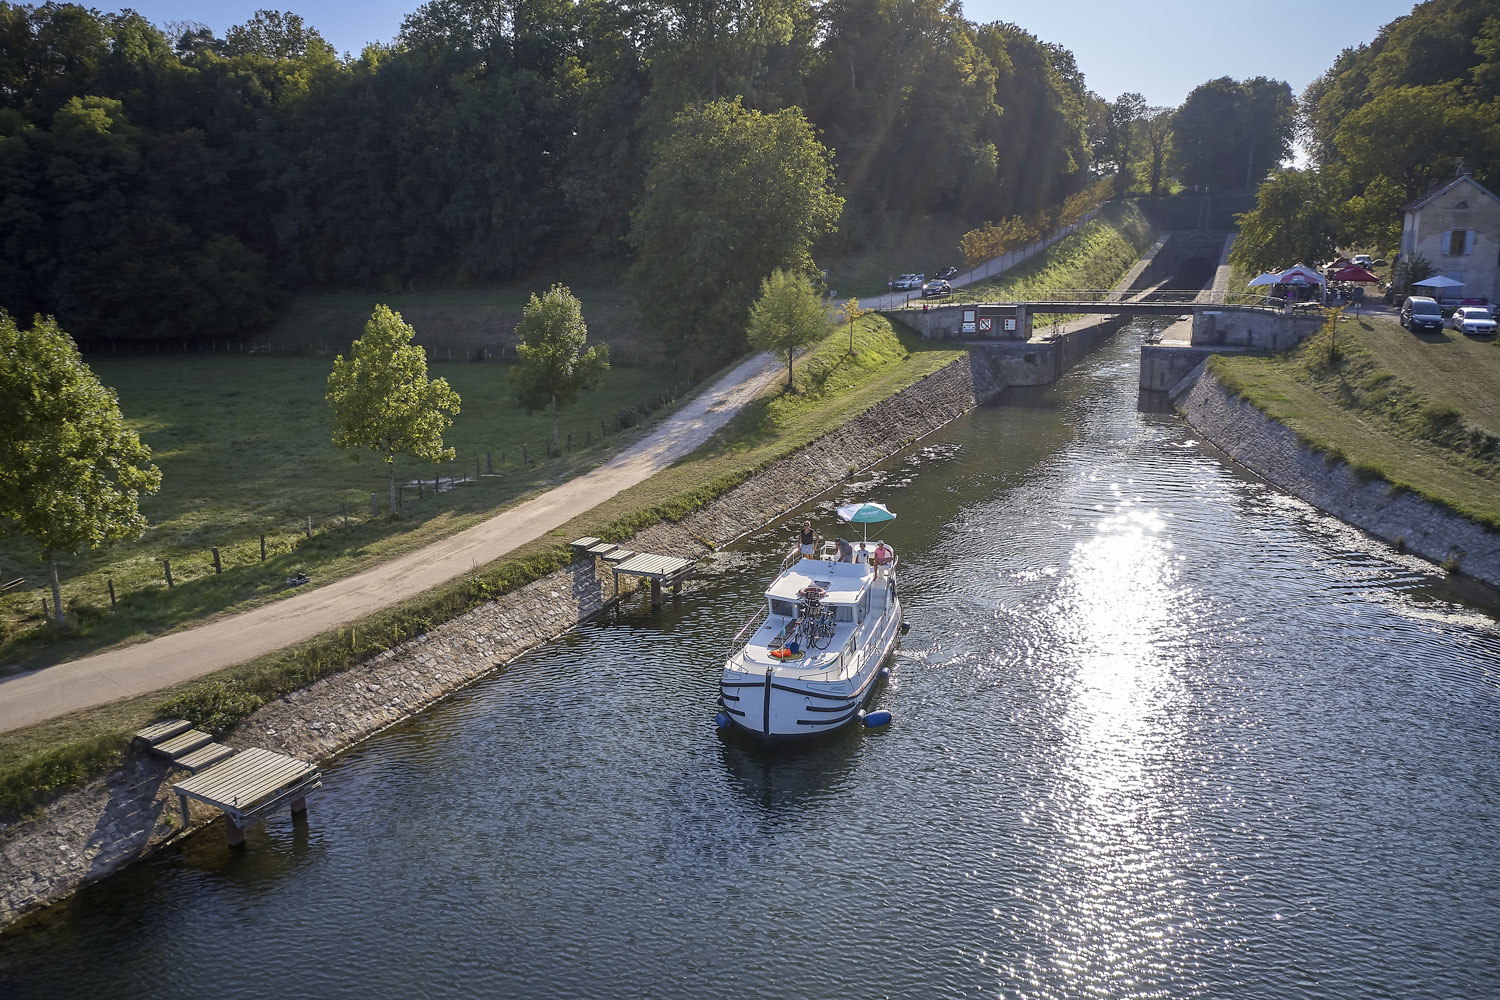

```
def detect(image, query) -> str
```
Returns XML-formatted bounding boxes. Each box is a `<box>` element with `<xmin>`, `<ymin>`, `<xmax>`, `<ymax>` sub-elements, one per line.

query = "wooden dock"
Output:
<box><xmin>174</xmin><ymin>748</ymin><xmax>321</xmax><ymax>847</ymax></box>
<box><xmin>571</xmin><ymin>537</ymin><xmax>695</xmax><ymax>608</ymax></box>
<box><xmin>135</xmin><ymin>719</ymin><xmax>321</xmax><ymax>847</ymax></box>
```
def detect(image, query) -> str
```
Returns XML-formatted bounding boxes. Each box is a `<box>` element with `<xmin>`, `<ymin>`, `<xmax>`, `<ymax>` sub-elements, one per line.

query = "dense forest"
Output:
<box><xmin>0</xmin><ymin>0</ymin><xmax>1108</xmax><ymax>351</ymax></box>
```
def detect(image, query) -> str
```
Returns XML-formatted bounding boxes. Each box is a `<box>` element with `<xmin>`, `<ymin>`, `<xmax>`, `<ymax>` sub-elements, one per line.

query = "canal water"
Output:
<box><xmin>5</xmin><ymin>328</ymin><xmax>1499</xmax><ymax>999</ymax></box>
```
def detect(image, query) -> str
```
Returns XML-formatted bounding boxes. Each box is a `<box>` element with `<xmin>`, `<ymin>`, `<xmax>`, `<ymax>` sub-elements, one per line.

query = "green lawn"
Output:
<box><xmin>0</xmin><ymin>355</ymin><xmax>681</xmax><ymax>667</ymax></box>
<box><xmin>1210</xmin><ymin>310</ymin><xmax>1500</xmax><ymax>528</ymax></box>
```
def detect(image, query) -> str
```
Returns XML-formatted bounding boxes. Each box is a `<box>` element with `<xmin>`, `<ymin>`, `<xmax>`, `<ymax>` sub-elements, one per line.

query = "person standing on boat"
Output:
<box><xmin>798</xmin><ymin>522</ymin><xmax>819</xmax><ymax>557</ymax></box>
<box><xmin>855</xmin><ymin>542</ymin><xmax>870</xmax><ymax>564</ymax></box>
<box><xmin>836</xmin><ymin>537</ymin><xmax>854</xmax><ymax>562</ymax></box>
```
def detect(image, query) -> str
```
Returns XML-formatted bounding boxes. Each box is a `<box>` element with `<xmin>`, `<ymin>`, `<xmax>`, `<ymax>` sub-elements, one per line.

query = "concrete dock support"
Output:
<box><xmin>226</xmin><ymin>815</ymin><xmax>245</xmax><ymax>848</ymax></box>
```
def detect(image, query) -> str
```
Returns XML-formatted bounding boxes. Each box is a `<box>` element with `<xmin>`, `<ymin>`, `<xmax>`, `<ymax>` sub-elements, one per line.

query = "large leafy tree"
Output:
<box><xmin>327</xmin><ymin>305</ymin><xmax>461</xmax><ymax>514</ymax></box>
<box><xmin>1173</xmin><ymin>76</ymin><xmax>1293</xmax><ymax>190</ymax></box>
<box><xmin>0</xmin><ymin>312</ymin><xmax>161</xmax><ymax>625</ymax></box>
<box><xmin>1228</xmin><ymin>169</ymin><xmax>1340</xmax><ymax>275</ymax></box>
<box><xmin>747</xmin><ymin>269</ymin><xmax>829</xmax><ymax>390</ymax></box>
<box><xmin>626</xmin><ymin>98</ymin><xmax>842</xmax><ymax>372</ymax></box>
<box><xmin>510</xmin><ymin>283</ymin><xmax>610</xmax><ymax>454</ymax></box>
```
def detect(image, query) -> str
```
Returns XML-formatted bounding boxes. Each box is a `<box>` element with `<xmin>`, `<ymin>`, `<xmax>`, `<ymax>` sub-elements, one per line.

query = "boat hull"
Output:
<box><xmin>720</xmin><ymin>597</ymin><xmax>902</xmax><ymax>745</ymax></box>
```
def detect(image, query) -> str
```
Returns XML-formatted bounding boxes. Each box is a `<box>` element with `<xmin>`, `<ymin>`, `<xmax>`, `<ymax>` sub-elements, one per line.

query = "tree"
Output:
<box><xmin>1228</xmin><ymin>169</ymin><xmax>1341</xmax><ymax>276</ymax></box>
<box><xmin>626</xmin><ymin>98</ymin><xmax>842</xmax><ymax>373</ymax></box>
<box><xmin>1139</xmin><ymin>106</ymin><xmax>1174</xmax><ymax>197</ymax></box>
<box><xmin>1174</xmin><ymin>76</ymin><xmax>1294</xmax><ymax>190</ymax></box>
<box><xmin>510</xmin><ymin>283</ymin><xmax>610</xmax><ymax>455</ymax></box>
<box><xmin>1099</xmin><ymin>91</ymin><xmax>1145</xmax><ymax>195</ymax></box>
<box><xmin>746</xmin><ymin>269</ymin><xmax>829</xmax><ymax>390</ymax></box>
<box><xmin>326</xmin><ymin>305</ymin><xmax>461</xmax><ymax>514</ymax></box>
<box><xmin>0</xmin><ymin>312</ymin><xmax>161</xmax><ymax>625</ymax></box>
<box><xmin>837</xmin><ymin>296</ymin><xmax>869</xmax><ymax>355</ymax></box>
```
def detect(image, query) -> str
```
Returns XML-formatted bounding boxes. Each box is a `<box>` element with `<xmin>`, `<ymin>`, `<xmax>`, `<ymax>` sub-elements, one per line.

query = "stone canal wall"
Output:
<box><xmin>1</xmin><ymin>350</ymin><xmax>1009</xmax><ymax>929</ymax></box>
<box><xmin>1177</xmin><ymin>371</ymin><xmax>1500</xmax><ymax>589</ymax></box>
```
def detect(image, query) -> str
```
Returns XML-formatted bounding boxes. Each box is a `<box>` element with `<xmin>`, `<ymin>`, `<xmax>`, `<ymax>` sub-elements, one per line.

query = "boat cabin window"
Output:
<box><xmin>834</xmin><ymin>605</ymin><xmax>854</xmax><ymax>623</ymax></box>
<box><xmin>859</xmin><ymin>589</ymin><xmax>870</xmax><ymax>620</ymax></box>
<box><xmin>770</xmin><ymin>598</ymin><xmax>796</xmax><ymax>618</ymax></box>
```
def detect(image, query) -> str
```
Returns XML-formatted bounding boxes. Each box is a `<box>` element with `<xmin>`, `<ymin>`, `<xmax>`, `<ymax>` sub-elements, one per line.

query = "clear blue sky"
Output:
<box><xmin>120</xmin><ymin>0</ymin><xmax>1417</xmax><ymax>108</ymax></box>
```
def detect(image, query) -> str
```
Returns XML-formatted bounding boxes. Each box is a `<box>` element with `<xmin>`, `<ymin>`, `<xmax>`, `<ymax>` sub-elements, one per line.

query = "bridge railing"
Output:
<box><xmin>883</xmin><ymin>288</ymin><xmax>1300</xmax><ymax>313</ymax></box>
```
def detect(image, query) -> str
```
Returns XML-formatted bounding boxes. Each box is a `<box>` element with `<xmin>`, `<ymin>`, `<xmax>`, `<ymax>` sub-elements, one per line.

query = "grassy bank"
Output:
<box><xmin>0</xmin><ymin>356</ymin><xmax>682</xmax><ymax>669</ymax></box>
<box><xmin>961</xmin><ymin>200</ymin><xmax>1155</xmax><ymax>301</ymax></box>
<box><xmin>1210</xmin><ymin>310</ymin><xmax>1500</xmax><ymax>529</ymax></box>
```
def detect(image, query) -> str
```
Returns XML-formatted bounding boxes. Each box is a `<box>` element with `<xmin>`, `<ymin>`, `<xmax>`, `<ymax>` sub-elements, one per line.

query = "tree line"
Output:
<box><xmin>0</xmin><ymin>1</ymin><xmax>1104</xmax><ymax>357</ymax></box>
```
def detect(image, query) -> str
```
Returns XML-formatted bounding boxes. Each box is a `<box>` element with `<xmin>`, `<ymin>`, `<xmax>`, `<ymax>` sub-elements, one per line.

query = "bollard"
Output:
<box><xmin>108</xmin><ymin>579</ymin><xmax>116</xmax><ymax>606</ymax></box>
<box><xmin>163</xmin><ymin>558</ymin><xmax>174</xmax><ymax>588</ymax></box>
<box><xmin>260</xmin><ymin>534</ymin><xmax>267</xmax><ymax>562</ymax></box>
<box><xmin>522</xmin><ymin>443</ymin><xmax>528</xmax><ymax>467</ymax></box>
<box><xmin>370</xmin><ymin>492</ymin><xmax>378</xmax><ymax>516</ymax></box>
<box><xmin>212</xmin><ymin>546</ymin><xmax>221</xmax><ymax>574</ymax></box>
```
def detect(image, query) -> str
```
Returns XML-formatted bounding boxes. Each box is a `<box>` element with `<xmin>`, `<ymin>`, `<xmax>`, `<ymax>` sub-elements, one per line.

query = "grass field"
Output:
<box><xmin>0</xmin><ymin>355</ymin><xmax>683</xmax><ymax>668</ymax></box>
<box><xmin>1210</xmin><ymin>309</ymin><xmax>1500</xmax><ymax>528</ymax></box>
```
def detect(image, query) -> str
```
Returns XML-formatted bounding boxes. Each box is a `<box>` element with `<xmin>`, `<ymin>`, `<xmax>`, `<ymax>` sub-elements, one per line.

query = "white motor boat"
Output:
<box><xmin>717</xmin><ymin>538</ymin><xmax>904</xmax><ymax>743</ymax></box>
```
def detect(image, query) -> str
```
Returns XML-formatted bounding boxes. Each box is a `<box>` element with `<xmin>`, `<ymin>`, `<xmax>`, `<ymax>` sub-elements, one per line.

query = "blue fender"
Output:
<box><xmin>714</xmin><ymin>712</ymin><xmax>731</xmax><ymax>731</ymax></box>
<box><xmin>863</xmin><ymin>710</ymin><xmax>893</xmax><ymax>728</ymax></box>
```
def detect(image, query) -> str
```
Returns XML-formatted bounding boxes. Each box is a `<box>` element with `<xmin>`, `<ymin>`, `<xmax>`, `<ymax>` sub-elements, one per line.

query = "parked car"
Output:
<box><xmin>1399</xmin><ymin>295</ymin><xmax>1445</xmax><ymax>332</ymax></box>
<box><xmin>1449</xmin><ymin>305</ymin><xmax>1497</xmax><ymax>336</ymax></box>
<box><xmin>937</xmin><ymin>265</ymin><xmax>959</xmax><ymax>280</ymax></box>
<box><xmin>922</xmin><ymin>279</ymin><xmax>952</xmax><ymax>298</ymax></box>
<box><xmin>1352</xmin><ymin>254</ymin><xmax>1374</xmax><ymax>268</ymax></box>
<box><xmin>894</xmin><ymin>272</ymin><xmax>924</xmax><ymax>290</ymax></box>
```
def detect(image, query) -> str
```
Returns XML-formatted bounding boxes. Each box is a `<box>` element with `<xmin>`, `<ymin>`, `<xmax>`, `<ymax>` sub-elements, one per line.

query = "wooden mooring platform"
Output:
<box><xmin>135</xmin><ymin>719</ymin><xmax>321</xmax><ymax>848</ymax></box>
<box><xmin>572</xmin><ymin>537</ymin><xmax>695</xmax><ymax>608</ymax></box>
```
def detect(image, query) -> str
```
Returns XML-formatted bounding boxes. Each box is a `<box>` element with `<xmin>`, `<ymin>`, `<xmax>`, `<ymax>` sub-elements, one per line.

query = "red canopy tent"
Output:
<box><xmin>1331</xmin><ymin>264</ymin><xmax>1380</xmax><ymax>283</ymax></box>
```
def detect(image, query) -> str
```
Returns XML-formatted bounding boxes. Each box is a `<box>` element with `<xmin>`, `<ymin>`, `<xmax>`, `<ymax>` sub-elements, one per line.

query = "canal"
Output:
<box><xmin>4</xmin><ymin>326</ymin><xmax>1498</xmax><ymax>999</ymax></box>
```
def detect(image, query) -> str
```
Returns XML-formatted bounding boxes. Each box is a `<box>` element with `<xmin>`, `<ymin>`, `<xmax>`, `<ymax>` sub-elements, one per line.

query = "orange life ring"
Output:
<box><xmin>798</xmin><ymin>586</ymin><xmax>826</xmax><ymax>600</ymax></box>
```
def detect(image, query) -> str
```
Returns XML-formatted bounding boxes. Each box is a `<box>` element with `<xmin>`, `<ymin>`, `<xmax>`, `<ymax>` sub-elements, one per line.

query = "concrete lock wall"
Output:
<box><xmin>1191</xmin><ymin>308</ymin><xmax>1322</xmax><ymax>351</ymax></box>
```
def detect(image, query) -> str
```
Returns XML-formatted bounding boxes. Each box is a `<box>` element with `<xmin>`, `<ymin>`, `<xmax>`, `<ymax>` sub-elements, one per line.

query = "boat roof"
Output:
<box><xmin>765</xmin><ymin>557</ymin><xmax>871</xmax><ymax>604</ymax></box>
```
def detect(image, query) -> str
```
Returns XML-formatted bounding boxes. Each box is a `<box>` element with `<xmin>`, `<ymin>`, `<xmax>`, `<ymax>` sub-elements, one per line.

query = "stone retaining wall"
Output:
<box><xmin>1177</xmin><ymin>372</ymin><xmax>1500</xmax><ymax>588</ymax></box>
<box><xmin>1</xmin><ymin>351</ymin><xmax>1005</xmax><ymax>929</ymax></box>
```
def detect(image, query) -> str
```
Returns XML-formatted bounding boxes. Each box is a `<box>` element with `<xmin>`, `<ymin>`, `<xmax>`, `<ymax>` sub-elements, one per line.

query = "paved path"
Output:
<box><xmin>0</xmin><ymin>353</ymin><xmax>784</xmax><ymax>733</ymax></box>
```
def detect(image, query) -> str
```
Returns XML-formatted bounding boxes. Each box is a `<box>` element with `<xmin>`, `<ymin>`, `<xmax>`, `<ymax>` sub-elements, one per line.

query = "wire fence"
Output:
<box><xmin>4</xmin><ymin>385</ymin><xmax>688</xmax><ymax>629</ymax></box>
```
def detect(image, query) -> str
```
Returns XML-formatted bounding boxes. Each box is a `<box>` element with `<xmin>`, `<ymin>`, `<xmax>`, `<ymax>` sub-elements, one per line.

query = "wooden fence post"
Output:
<box><xmin>304</xmin><ymin>515</ymin><xmax>312</xmax><ymax>538</ymax></box>
<box><xmin>212</xmin><ymin>547</ymin><xmax>221</xmax><ymax>574</ymax></box>
<box><xmin>163</xmin><ymin>558</ymin><xmax>174</xmax><ymax>588</ymax></box>
<box><xmin>108</xmin><ymin>579</ymin><xmax>116</xmax><ymax>606</ymax></box>
<box><xmin>486</xmin><ymin>451</ymin><xmax>493</xmax><ymax>474</ymax></box>
<box><xmin>41</xmin><ymin>596</ymin><xmax>48</xmax><ymax>620</ymax></box>
<box><xmin>260</xmin><ymin>534</ymin><xmax>266</xmax><ymax>561</ymax></box>
<box><xmin>418</xmin><ymin>478</ymin><xmax>423</xmax><ymax>499</ymax></box>
<box><xmin>522</xmin><ymin>443</ymin><xmax>528</xmax><ymax>467</ymax></box>
<box><xmin>566</xmin><ymin>432</ymin><xmax>573</xmax><ymax>453</ymax></box>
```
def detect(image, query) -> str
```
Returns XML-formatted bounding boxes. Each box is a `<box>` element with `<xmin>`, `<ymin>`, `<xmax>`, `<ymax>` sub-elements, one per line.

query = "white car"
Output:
<box><xmin>1449</xmin><ymin>306</ymin><xmax>1497</xmax><ymax>336</ymax></box>
<box><xmin>1352</xmin><ymin>254</ymin><xmax>1374</xmax><ymax>268</ymax></box>
<box><xmin>894</xmin><ymin>272</ymin><xmax>924</xmax><ymax>290</ymax></box>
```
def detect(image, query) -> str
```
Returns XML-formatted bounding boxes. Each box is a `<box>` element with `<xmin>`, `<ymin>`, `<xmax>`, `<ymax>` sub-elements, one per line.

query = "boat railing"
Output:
<box><xmin>725</xmin><ymin>610</ymin><xmax>764</xmax><ymax>665</ymax></box>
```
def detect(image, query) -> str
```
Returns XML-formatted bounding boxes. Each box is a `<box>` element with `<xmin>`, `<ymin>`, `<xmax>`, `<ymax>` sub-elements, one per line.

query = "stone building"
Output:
<box><xmin>1399</xmin><ymin>174</ymin><xmax>1500</xmax><ymax>302</ymax></box>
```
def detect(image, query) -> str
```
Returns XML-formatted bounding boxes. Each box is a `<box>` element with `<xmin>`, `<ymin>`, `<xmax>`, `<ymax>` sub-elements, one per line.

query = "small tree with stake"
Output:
<box><xmin>510</xmin><ymin>284</ymin><xmax>610</xmax><ymax>456</ymax></box>
<box><xmin>837</xmin><ymin>296</ymin><xmax>869</xmax><ymax>356</ymax></box>
<box><xmin>747</xmin><ymin>269</ymin><xmax>831</xmax><ymax>392</ymax></box>
<box><xmin>327</xmin><ymin>305</ymin><xmax>461</xmax><ymax>513</ymax></box>
<box><xmin>0</xmin><ymin>312</ymin><xmax>162</xmax><ymax>626</ymax></box>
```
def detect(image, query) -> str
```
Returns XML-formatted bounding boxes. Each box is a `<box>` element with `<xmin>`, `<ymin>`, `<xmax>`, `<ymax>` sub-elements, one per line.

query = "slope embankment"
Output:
<box><xmin>1177</xmin><ymin>371</ymin><xmax>1500</xmax><ymax>588</ymax></box>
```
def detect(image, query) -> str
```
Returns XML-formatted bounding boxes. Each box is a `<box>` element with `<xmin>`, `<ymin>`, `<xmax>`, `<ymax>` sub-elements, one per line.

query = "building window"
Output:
<box><xmin>1445</xmin><ymin>230</ymin><xmax>1473</xmax><ymax>256</ymax></box>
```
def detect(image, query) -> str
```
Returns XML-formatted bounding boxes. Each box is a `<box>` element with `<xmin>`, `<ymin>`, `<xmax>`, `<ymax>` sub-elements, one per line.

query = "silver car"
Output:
<box><xmin>1449</xmin><ymin>306</ymin><xmax>1497</xmax><ymax>336</ymax></box>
